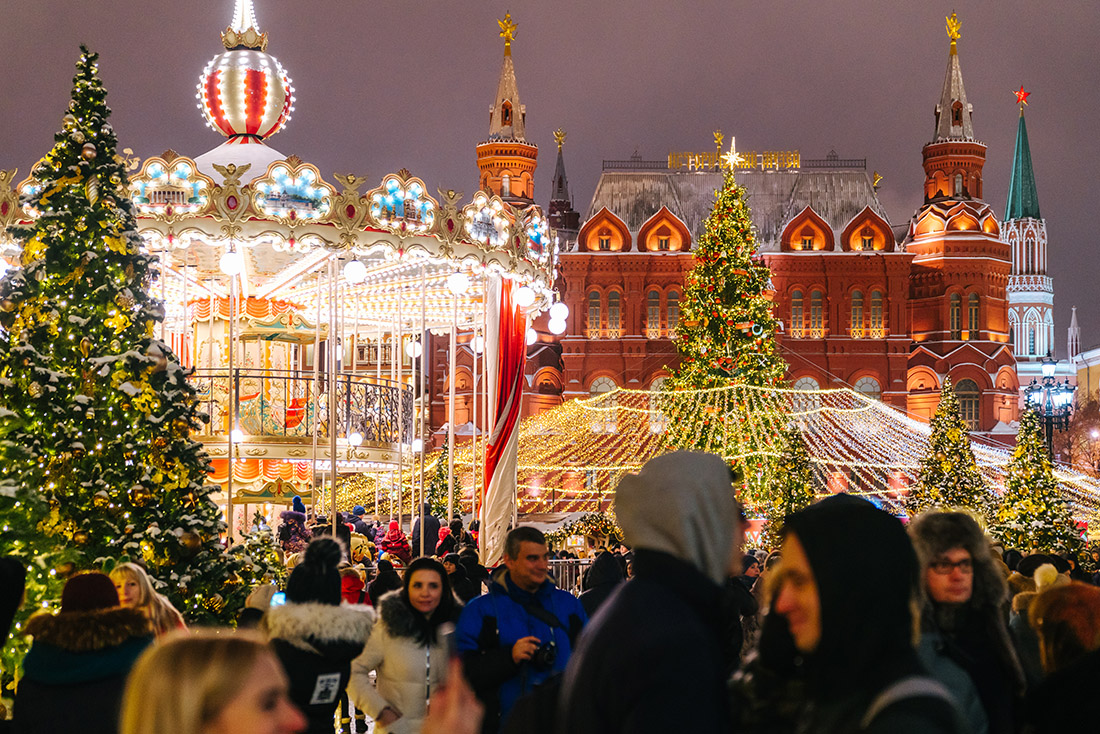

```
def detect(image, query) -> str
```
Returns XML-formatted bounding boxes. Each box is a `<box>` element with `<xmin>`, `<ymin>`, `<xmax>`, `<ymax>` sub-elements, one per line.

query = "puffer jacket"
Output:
<box><xmin>263</xmin><ymin>602</ymin><xmax>375</xmax><ymax>734</ymax></box>
<box><xmin>347</xmin><ymin>591</ymin><xmax>458</xmax><ymax>734</ymax></box>
<box><xmin>13</xmin><ymin>606</ymin><xmax>153</xmax><ymax>734</ymax></box>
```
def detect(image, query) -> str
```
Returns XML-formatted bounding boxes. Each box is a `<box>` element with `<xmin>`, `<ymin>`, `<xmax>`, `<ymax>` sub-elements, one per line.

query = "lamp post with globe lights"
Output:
<box><xmin>1024</xmin><ymin>354</ymin><xmax>1077</xmax><ymax>458</ymax></box>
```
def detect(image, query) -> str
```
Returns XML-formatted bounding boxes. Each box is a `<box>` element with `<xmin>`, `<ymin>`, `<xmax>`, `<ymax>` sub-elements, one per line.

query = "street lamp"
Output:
<box><xmin>1023</xmin><ymin>354</ymin><xmax>1076</xmax><ymax>458</ymax></box>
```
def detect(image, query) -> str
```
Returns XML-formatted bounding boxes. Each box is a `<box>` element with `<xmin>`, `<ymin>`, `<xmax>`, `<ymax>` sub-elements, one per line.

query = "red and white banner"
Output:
<box><xmin>479</xmin><ymin>276</ymin><xmax>527</xmax><ymax>566</ymax></box>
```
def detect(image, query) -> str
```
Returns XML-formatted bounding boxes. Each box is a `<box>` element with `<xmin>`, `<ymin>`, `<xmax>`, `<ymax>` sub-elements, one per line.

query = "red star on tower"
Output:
<box><xmin>1014</xmin><ymin>86</ymin><xmax>1030</xmax><ymax>107</ymax></box>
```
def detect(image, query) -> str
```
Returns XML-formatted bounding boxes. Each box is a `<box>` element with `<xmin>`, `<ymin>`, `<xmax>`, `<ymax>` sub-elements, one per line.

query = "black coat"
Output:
<box><xmin>411</xmin><ymin>504</ymin><xmax>441</xmax><ymax>558</ymax></box>
<box><xmin>263</xmin><ymin>602</ymin><xmax>375</xmax><ymax>734</ymax></box>
<box><xmin>12</xmin><ymin>607</ymin><xmax>153</xmax><ymax>734</ymax></box>
<box><xmin>556</xmin><ymin>550</ymin><xmax>731</xmax><ymax>734</ymax></box>
<box><xmin>577</xmin><ymin>552</ymin><xmax>623</xmax><ymax>618</ymax></box>
<box><xmin>1023</xmin><ymin>647</ymin><xmax>1100</xmax><ymax>733</ymax></box>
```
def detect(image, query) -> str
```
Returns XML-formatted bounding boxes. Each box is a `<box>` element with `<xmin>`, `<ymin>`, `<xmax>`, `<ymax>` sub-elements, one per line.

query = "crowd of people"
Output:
<box><xmin>3</xmin><ymin>450</ymin><xmax>1100</xmax><ymax>734</ymax></box>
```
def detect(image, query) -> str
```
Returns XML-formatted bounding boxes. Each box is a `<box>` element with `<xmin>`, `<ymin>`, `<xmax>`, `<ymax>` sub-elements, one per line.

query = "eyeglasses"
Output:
<box><xmin>929</xmin><ymin>558</ymin><xmax>973</xmax><ymax>575</ymax></box>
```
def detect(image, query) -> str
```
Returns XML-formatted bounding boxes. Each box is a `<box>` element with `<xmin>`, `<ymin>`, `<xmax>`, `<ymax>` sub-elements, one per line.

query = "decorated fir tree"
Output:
<box><xmin>426</xmin><ymin>443</ymin><xmax>462</xmax><ymax>518</ymax></box>
<box><xmin>906</xmin><ymin>378</ymin><xmax>993</xmax><ymax>518</ymax></box>
<box><xmin>992</xmin><ymin>409</ymin><xmax>1083</xmax><ymax>554</ymax></box>
<box><xmin>760</xmin><ymin>423</ymin><xmax>817</xmax><ymax>549</ymax></box>
<box><xmin>665</xmin><ymin>165</ymin><xmax>785</xmax><ymax>391</ymax></box>
<box><xmin>0</xmin><ymin>48</ymin><xmax>278</xmax><ymax>683</ymax></box>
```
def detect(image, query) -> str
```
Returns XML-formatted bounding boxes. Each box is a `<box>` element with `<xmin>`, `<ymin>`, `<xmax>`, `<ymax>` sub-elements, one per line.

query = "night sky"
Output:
<box><xmin>2</xmin><ymin>1</ymin><xmax>1097</xmax><ymax>351</ymax></box>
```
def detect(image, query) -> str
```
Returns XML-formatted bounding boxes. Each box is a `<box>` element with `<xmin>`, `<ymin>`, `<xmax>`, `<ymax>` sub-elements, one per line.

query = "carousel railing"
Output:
<box><xmin>189</xmin><ymin>368</ymin><xmax>415</xmax><ymax>445</ymax></box>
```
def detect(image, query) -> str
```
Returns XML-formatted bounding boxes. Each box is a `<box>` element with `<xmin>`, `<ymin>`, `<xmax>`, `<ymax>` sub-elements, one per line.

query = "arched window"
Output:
<box><xmin>854</xmin><ymin>376</ymin><xmax>881</xmax><ymax>401</ymax></box>
<box><xmin>810</xmin><ymin>290</ymin><xmax>824</xmax><ymax>337</ymax></box>
<box><xmin>954</xmin><ymin>173</ymin><xmax>963</xmax><ymax>195</ymax></box>
<box><xmin>501</xmin><ymin>101</ymin><xmax>513</xmax><ymax>126</ymax></box>
<box><xmin>1029</xmin><ymin>327</ymin><xmax>1036</xmax><ymax>356</ymax></box>
<box><xmin>790</xmin><ymin>290</ymin><xmax>804</xmax><ymax>338</ymax></box>
<box><xmin>860</xmin><ymin>226</ymin><xmax>875</xmax><ymax>251</ymax></box>
<box><xmin>851</xmin><ymin>290</ymin><xmax>864</xmax><ymax>338</ymax></box>
<box><xmin>597</xmin><ymin>227</ymin><xmax>611</xmax><ymax>251</ymax></box>
<box><xmin>870</xmin><ymin>290</ymin><xmax>884</xmax><ymax>337</ymax></box>
<box><xmin>956</xmin><ymin>379</ymin><xmax>980</xmax><ymax>430</ymax></box>
<box><xmin>967</xmin><ymin>293</ymin><xmax>979</xmax><ymax>339</ymax></box>
<box><xmin>501</xmin><ymin>174</ymin><xmax>510</xmax><ymax>196</ymax></box>
<box><xmin>607</xmin><ymin>292</ymin><xmax>622</xmax><ymax>338</ymax></box>
<box><xmin>587</xmin><ymin>291</ymin><xmax>601</xmax><ymax>338</ymax></box>
<box><xmin>647</xmin><ymin>290</ymin><xmax>661</xmax><ymax>338</ymax></box>
<box><xmin>791</xmin><ymin>375</ymin><xmax>822</xmax><ymax>411</ymax></box>
<box><xmin>949</xmin><ymin>293</ymin><xmax>962</xmax><ymax>339</ymax></box>
<box><xmin>667</xmin><ymin>292</ymin><xmax>680</xmax><ymax>332</ymax></box>
<box><xmin>648</xmin><ymin>376</ymin><xmax>668</xmax><ymax>433</ymax></box>
<box><xmin>589</xmin><ymin>376</ymin><xmax>618</xmax><ymax>433</ymax></box>
<box><xmin>800</xmin><ymin>226</ymin><xmax>815</xmax><ymax>250</ymax></box>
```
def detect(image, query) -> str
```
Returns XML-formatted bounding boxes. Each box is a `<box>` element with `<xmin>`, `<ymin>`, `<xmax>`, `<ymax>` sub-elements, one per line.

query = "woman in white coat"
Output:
<box><xmin>348</xmin><ymin>556</ymin><xmax>462</xmax><ymax>734</ymax></box>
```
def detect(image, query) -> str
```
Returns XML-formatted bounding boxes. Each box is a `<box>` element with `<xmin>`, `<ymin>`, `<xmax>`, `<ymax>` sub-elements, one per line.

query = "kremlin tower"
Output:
<box><xmin>904</xmin><ymin>13</ymin><xmax>1018</xmax><ymax>434</ymax></box>
<box><xmin>475</xmin><ymin>13</ymin><xmax>538</xmax><ymax>205</ymax></box>
<box><xmin>547</xmin><ymin>128</ymin><xmax>581</xmax><ymax>248</ymax></box>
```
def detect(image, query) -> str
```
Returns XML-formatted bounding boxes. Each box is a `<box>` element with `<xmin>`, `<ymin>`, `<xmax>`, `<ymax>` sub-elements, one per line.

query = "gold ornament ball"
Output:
<box><xmin>128</xmin><ymin>484</ymin><xmax>155</xmax><ymax>507</ymax></box>
<box><xmin>81</xmin><ymin>143</ymin><xmax>97</xmax><ymax>160</ymax></box>
<box><xmin>179</xmin><ymin>530</ymin><xmax>203</xmax><ymax>555</ymax></box>
<box><xmin>92</xmin><ymin>491</ymin><xmax>110</xmax><ymax>509</ymax></box>
<box><xmin>62</xmin><ymin>113</ymin><xmax>76</xmax><ymax>128</ymax></box>
<box><xmin>0</xmin><ymin>299</ymin><xmax>13</xmax><ymax>312</ymax></box>
<box><xmin>28</xmin><ymin>382</ymin><xmax>43</xmax><ymax>398</ymax></box>
<box><xmin>72</xmin><ymin>530</ymin><xmax>89</xmax><ymax>545</ymax></box>
<box><xmin>201</xmin><ymin>593</ymin><xmax>225</xmax><ymax>614</ymax></box>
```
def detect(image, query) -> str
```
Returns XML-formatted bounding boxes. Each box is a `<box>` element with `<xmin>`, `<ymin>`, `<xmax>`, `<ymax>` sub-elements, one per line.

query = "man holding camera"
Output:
<box><xmin>456</xmin><ymin>526</ymin><xmax>588</xmax><ymax>734</ymax></box>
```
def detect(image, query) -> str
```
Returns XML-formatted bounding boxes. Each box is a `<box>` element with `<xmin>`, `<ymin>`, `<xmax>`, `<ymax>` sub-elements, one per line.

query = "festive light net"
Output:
<box><xmin>329</xmin><ymin>385</ymin><xmax>1100</xmax><ymax>518</ymax></box>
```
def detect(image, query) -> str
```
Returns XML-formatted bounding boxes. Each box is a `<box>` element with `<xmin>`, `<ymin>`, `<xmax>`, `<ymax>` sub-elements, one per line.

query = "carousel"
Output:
<box><xmin>0</xmin><ymin>0</ymin><xmax>560</xmax><ymax>561</ymax></box>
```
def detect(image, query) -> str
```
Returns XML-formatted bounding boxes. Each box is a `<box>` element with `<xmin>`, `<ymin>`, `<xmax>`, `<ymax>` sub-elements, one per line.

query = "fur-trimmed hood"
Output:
<box><xmin>908</xmin><ymin>510</ymin><xmax>1007</xmax><ymax>609</ymax></box>
<box><xmin>263</xmin><ymin>601</ymin><xmax>374</xmax><ymax>656</ymax></box>
<box><xmin>24</xmin><ymin>606</ymin><xmax>151</xmax><ymax>652</ymax></box>
<box><xmin>375</xmin><ymin>590</ymin><xmax>460</xmax><ymax>641</ymax></box>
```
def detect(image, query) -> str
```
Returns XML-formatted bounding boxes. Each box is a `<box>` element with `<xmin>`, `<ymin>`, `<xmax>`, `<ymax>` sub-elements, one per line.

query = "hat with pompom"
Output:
<box><xmin>286</xmin><ymin>537</ymin><xmax>344</xmax><ymax>605</ymax></box>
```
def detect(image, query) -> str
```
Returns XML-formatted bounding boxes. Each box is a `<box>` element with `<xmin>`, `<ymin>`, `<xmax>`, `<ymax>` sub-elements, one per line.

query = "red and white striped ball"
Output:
<box><xmin>198</xmin><ymin>49</ymin><xmax>294</xmax><ymax>140</ymax></box>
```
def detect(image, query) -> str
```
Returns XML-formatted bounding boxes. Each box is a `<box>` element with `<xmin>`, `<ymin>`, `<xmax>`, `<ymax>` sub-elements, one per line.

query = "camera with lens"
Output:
<box><xmin>530</xmin><ymin>640</ymin><xmax>557</xmax><ymax>671</ymax></box>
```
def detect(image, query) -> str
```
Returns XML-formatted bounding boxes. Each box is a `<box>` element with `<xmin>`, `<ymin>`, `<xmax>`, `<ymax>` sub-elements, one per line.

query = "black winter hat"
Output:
<box><xmin>742</xmin><ymin>554</ymin><xmax>761</xmax><ymax>574</ymax></box>
<box><xmin>1017</xmin><ymin>553</ymin><xmax>1055</xmax><ymax>578</ymax></box>
<box><xmin>286</xmin><ymin>538</ymin><xmax>343</xmax><ymax>605</ymax></box>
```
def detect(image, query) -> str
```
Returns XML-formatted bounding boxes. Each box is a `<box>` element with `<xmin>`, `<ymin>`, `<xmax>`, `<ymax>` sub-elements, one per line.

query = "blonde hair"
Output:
<box><xmin>109</xmin><ymin>562</ymin><xmax>185</xmax><ymax>636</ymax></box>
<box><xmin>120</xmin><ymin>630</ymin><xmax>269</xmax><ymax>734</ymax></box>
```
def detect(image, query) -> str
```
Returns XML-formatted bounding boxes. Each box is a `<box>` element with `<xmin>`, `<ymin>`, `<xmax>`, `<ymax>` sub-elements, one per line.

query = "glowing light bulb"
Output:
<box><xmin>230</xmin><ymin>428</ymin><xmax>245</xmax><ymax>442</ymax></box>
<box><xmin>411</xmin><ymin>438</ymin><xmax>424</xmax><ymax>453</ymax></box>
<box><xmin>343</xmin><ymin>259</ymin><xmax>367</xmax><ymax>284</ymax></box>
<box><xmin>548</xmin><ymin>318</ymin><xmax>567</xmax><ymax>335</ymax></box>
<box><xmin>447</xmin><ymin>271</ymin><xmax>471</xmax><ymax>295</ymax></box>
<box><xmin>549</xmin><ymin>301</ymin><xmax>569</xmax><ymax>321</ymax></box>
<box><xmin>405</xmin><ymin>340</ymin><xmax>422</xmax><ymax>358</ymax></box>
<box><xmin>472</xmin><ymin>335</ymin><xmax>485</xmax><ymax>354</ymax></box>
<box><xmin>515</xmin><ymin>286</ymin><xmax>536</xmax><ymax>308</ymax></box>
<box><xmin>348</xmin><ymin>432</ymin><xmax>363</xmax><ymax>446</ymax></box>
<box><xmin>219</xmin><ymin>250</ymin><xmax>244</xmax><ymax>275</ymax></box>
<box><xmin>526</xmin><ymin>328</ymin><xmax>537</xmax><ymax>346</ymax></box>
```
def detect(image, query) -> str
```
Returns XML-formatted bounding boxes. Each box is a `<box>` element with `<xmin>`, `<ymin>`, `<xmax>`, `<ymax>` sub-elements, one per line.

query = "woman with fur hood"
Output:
<box><xmin>13</xmin><ymin>572</ymin><xmax>153</xmax><ymax>734</ymax></box>
<box><xmin>263</xmin><ymin>537</ymin><xmax>375</xmax><ymax>734</ymax></box>
<box><xmin>908</xmin><ymin>511</ymin><xmax>1025</xmax><ymax>734</ymax></box>
<box><xmin>348</xmin><ymin>556</ymin><xmax>462</xmax><ymax>734</ymax></box>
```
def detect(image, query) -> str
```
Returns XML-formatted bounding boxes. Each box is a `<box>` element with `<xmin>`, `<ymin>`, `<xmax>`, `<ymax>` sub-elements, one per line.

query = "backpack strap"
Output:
<box><xmin>860</xmin><ymin>675</ymin><xmax>958</xmax><ymax>730</ymax></box>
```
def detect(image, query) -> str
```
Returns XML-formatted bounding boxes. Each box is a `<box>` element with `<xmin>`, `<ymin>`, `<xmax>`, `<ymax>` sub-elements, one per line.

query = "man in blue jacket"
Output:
<box><xmin>456</xmin><ymin>525</ymin><xmax>587</xmax><ymax>733</ymax></box>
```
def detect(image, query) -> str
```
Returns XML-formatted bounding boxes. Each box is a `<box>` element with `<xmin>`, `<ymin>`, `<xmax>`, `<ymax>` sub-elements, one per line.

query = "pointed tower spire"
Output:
<box><xmin>1069</xmin><ymin>306</ymin><xmax>1080</xmax><ymax>359</ymax></box>
<box><xmin>476</xmin><ymin>13</ymin><xmax>538</xmax><ymax>204</ymax></box>
<box><xmin>934</xmin><ymin>12</ymin><xmax>975</xmax><ymax>142</ymax></box>
<box><xmin>550</xmin><ymin>128</ymin><xmax>571</xmax><ymax>204</ymax></box>
<box><xmin>487</xmin><ymin>12</ymin><xmax>526</xmax><ymax>142</ymax></box>
<box><xmin>1005</xmin><ymin>91</ymin><xmax>1041</xmax><ymax>220</ymax></box>
<box><xmin>222</xmin><ymin>0</ymin><xmax>267</xmax><ymax>51</ymax></box>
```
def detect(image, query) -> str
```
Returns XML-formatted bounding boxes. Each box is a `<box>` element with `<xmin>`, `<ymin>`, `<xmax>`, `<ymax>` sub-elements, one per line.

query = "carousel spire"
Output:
<box><xmin>222</xmin><ymin>0</ymin><xmax>268</xmax><ymax>51</ymax></box>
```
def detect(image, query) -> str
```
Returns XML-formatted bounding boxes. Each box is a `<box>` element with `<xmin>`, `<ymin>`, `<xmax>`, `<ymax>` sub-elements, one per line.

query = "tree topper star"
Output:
<box><xmin>1014</xmin><ymin>86</ymin><xmax>1030</xmax><ymax>107</ymax></box>
<box><xmin>722</xmin><ymin>138</ymin><xmax>743</xmax><ymax>169</ymax></box>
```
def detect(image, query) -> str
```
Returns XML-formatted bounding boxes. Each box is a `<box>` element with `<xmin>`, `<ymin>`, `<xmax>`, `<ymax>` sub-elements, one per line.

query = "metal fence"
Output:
<box><xmin>190</xmin><ymin>368</ymin><xmax>414</xmax><ymax>444</ymax></box>
<box><xmin>549</xmin><ymin>557</ymin><xmax>593</xmax><ymax>595</ymax></box>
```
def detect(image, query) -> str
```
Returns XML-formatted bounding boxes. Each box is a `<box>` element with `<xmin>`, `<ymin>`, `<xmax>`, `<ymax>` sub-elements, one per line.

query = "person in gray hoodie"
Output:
<box><xmin>555</xmin><ymin>451</ymin><xmax>742</xmax><ymax>734</ymax></box>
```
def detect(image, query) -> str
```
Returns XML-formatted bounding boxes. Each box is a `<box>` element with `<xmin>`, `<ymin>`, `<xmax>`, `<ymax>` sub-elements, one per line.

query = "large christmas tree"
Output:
<box><xmin>905</xmin><ymin>378</ymin><xmax>992</xmax><ymax>518</ymax></box>
<box><xmin>662</xmin><ymin>159</ymin><xmax>786</xmax><ymax>502</ymax></box>
<box><xmin>665</xmin><ymin>164</ymin><xmax>785</xmax><ymax>391</ymax></box>
<box><xmin>992</xmin><ymin>409</ymin><xmax>1083</xmax><ymax>554</ymax></box>
<box><xmin>759</xmin><ymin>423</ymin><xmax>817</xmax><ymax>549</ymax></box>
<box><xmin>0</xmin><ymin>48</ymin><xmax>277</xmax><ymax>683</ymax></box>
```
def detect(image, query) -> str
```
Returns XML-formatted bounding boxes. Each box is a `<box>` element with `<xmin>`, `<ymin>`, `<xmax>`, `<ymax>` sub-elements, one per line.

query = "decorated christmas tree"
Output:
<box><xmin>992</xmin><ymin>409</ymin><xmax>1083</xmax><ymax>554</ymax></box>
<box><xmin>426</xmin><ymin>443</ymin><xmax>462</xmax><ymax>518</ymax></box>
<box><xmin>665</xmin><ymin>162</ymin><xmax>785</xmax><ymax>391</ymax></box>
<box><xmin>0</xmin><ymin>48</ymin><xmax>279</xmax><ymax>684</ymax></box>
<box><xmin>760</xmin><ymin>423</ymin><xmax>817</xmax><ymax>549</ymax></box>
<box><xmin>905</xmin><ymin>378</ymin><xmax>992</xmax><ymax>518</ymax></box>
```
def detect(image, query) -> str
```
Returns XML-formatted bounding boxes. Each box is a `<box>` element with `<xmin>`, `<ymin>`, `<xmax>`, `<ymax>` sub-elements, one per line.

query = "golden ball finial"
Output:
<box><xmin>499</xmin><ymin>12</ymin><xmax>518</xmax><ymax>53</ymax></box>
